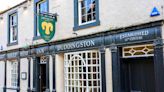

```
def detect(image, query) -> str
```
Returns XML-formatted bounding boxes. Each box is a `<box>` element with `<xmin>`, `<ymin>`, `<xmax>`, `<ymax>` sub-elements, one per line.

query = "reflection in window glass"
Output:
<box><xmin>9</xmin><ymin>13</ymin><xmax>18</xmax><ymax>43</ymax></box>
<box><xmin>79</xmin><ymin>0</ymin><xmax>96</xmax><ymax>25</ymax></box>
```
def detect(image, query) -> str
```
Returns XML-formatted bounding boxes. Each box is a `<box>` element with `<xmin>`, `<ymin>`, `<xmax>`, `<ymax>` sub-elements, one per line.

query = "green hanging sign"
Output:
<box><xmin>38</xmin><ymin>14</ymin><xmax>56</xmax><ymax>42</ymax></box>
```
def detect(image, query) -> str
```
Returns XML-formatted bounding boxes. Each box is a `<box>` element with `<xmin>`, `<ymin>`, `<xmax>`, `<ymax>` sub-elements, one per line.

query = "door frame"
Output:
<box><xmin>111</xmin><ymin>43</ymin><xmax>164</xmax><ymax>92</ymax></box>
<box><xmin>121</xmin><ymin>57</ymin><xmax>155</xmax><ymax>92</ymax></box>
<box><xmin>33</xmin><ymin>56</ymin><xmax>50</xmax><ymax>92</ymax></box>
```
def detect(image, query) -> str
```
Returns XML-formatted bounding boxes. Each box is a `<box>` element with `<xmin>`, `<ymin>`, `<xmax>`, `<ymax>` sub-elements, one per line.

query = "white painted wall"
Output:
<box><xmin>0</xmin><ymin>0</ymin><xmax>164</xmax><ymax>91</ymax></box>
<box><xmin>0</xmin><ymin>0</ymin><xmax>163</xmax><ymax>51</ymax></box>
<box><xmin>105</xmin><ymin>48</ymin><xmax>113</xmax><ymax>92</ymax></box>
<box><xmin>6</xmin><ymin>60</ymin><xmax>17</xmax><ymax>92</ymax></box>
<box><xmin>55</xmin><ymin>54</ymin><xmax>64</xmax><ymax>92</ymax></box>
<box><xmin>20</xmin><ymin>58</ymin><xmax>28</xmax><ymax>92</ymax></box>
<box><xmin>0</xmin><ymin>61</ymin><xmax>4</xmax><ymax>92</ymax></box>
<box><xmin>49</xmin><ymin>55</ymin><xmax>53</xmax><ymax>92</ymax></box>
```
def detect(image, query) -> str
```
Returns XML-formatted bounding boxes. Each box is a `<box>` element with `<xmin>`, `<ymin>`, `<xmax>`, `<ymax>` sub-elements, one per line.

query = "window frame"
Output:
<box><xmin>64</xmin><ymin>50</ymin><xmax>102</xmax><ymax>92</ymax></box>
<box><xmin>10</xmin><ymin>61</ymin><xmax>18</xmax><ymax>88</ymax></box>
<box><xmin>7</xmin><ymin>11</ymin><xmax>18</xmax><ymax>46</ymax></box>
<box><xmin>33</xmin><ymin>0</ymin><xmax>49</xmax><ymax>40</ymax></box>
<box><xmin>73</xmin><ymin>0</ymin><xmax>100</xmax><ymax>31</ymax></box>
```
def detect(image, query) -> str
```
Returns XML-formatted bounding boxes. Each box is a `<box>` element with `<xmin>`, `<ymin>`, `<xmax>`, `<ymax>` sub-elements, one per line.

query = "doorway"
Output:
<box><xmin>40</xmin><ymin>64</ymin><xmax>46</xmax><ymax>92</ymax></box>
<box><xmin>121</xmin><ymin>57</ymin><xmax>155</xmax><ymax>92</ymax></box>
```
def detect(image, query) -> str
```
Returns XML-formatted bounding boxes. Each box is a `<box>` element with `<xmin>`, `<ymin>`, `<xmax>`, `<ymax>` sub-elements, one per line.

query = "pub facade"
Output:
<box><xmin>0</xmin><ymin>0</ymin><xmax>164</xmax><ymax>92</ymax></box>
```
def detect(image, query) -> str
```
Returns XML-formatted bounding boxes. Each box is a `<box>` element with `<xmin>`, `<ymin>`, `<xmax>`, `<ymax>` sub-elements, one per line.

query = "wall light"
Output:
<box><xmin>0</xmin><ymin>16</ymin><xmax>3</xmax><ymax>20</ymax></box>
<box><xmin>0</xmin><ymin>16</ymin><xmax>4</xmax><ymax>24</ymax></box>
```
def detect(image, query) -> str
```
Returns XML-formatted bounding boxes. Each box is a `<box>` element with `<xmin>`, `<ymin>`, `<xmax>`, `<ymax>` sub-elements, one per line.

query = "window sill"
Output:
<box><xmin>6</xmin><ymin>87</ymin><xmax>20</xmax><ymax>90</ymax></box>
<box><xmin>33</xmin><ymin>36</ymin><xmax>42</xmax><ymax>40</ymax></box>
<box><xmin>73</xmin><ymin>20</ymin><xmax>100</xmax><ymax>31</ymax></box>
<box><xmin>7</xmin><ymin>42</ymin><xmax>18</xmax><ymax>46</ymax></box>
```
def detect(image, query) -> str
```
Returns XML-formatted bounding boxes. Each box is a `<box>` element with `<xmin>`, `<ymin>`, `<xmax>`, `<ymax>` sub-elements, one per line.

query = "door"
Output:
<box><xmin>121</xmin><ymin>58</ymin><xmax>155</xmax><ymax>92</ymax></box>
<box><xmin>40</xmin><ymin>64</ymin><xmax>46</xmax><ymax>92</ymax></box>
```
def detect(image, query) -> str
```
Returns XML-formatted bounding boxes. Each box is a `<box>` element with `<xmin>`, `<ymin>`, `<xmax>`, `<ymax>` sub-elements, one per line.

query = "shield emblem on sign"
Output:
<box><xmin>38</xmin><ymin>14</ymin><xmax>56</xmax><ymax>42</ymax></box>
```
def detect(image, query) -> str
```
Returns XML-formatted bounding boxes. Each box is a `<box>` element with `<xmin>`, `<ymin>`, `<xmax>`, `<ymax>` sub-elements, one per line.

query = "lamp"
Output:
<box><xmin>22</xmin><ymin>0</ymin><xmax>32</xmax><ymax>10</ymax></box>
<box><xmin>0</xmin><ymin>16</ymin><xmax>3</xmax><ymax>20</ymax></box>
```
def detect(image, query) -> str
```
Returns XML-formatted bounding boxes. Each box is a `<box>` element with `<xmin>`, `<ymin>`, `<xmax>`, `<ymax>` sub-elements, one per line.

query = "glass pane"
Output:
<box><xmin>39</xmin><ymin>1</ymin><xmax>48</xmax><ymax>13</ymax></box>
<box><xmin>13</xmin><ymin>15</ymin><xmax>17</xmax><ymax>25</ymax></box>
<box><xmin>87</xmin><ymin>14</ymin><xmax>92</xmax><ymax>21</ymax></box>
<box><xmin>82</xmin><ymin>15</ymin><xmax>87</xmax><ymax>23</ymax></box>
<box><xmin>81</xmin><ymin>8</ymin><xmax>86</xmax><ymax>15</ymax></box>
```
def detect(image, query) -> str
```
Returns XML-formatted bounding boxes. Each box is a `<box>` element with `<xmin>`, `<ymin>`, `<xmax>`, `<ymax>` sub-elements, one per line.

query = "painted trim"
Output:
<box><xmin>110</xmin><ymin>46</ymin><xmax>121</xmax><ymax>92</ymax></box>
<box><xmin>73</xmin><ymin>21</ymin><xmax>100</xmax><ymax>31</ymax></box>
<box><xmin>46</xmin><ymin>56</ymin><xmax>50</xmax><ymax>91</ymax></box>
<box><xmin>73</xmin><ymin>0</ymin><xmax>100</xmax><ymax>31</ymax></box>
<box><xmin>7</xmin><ymin>42</ymin><xmax>18</xmax><ymax>46</ymax></box>
<box><xmin>27</xmin><ymin>58</ymin><xmax>31</xmax><ymax>92</ymax></box>
<box><xmin>6</xmin><ymin>87</ymin><xmax>20</xmax><ymax>90</ymax></box>
<box><xmin>100</xmin><ymin>47</ymin><xmax>106</xmax><ymax>92</ymax></box>
<box><xmin>33</xmin><ymin>0</ymin><xmax>49</xmax><ymax>40</ymax></box>
<box><xmin>17</xmin><ymin>58</ymin><xmax>20</xmax><ymax>92</ymax></box>
<box><xmin>3</xmin><ymin>59</ymin><xmax>7</xmax><ymax>92</ymax></box>
<box><xmin>32</xmin><ymin>57</ymin><xmax>37</xmax><ymax>92</ymax></box>
<box><xmin>52</xmin><ymin>55</ymin><xmax>56</xmax><ymax>92</ymax></box>
<box><xmin>7</xmin><ymin>10</ymin><xmax>18</xmax><ymax>46</ymax></box>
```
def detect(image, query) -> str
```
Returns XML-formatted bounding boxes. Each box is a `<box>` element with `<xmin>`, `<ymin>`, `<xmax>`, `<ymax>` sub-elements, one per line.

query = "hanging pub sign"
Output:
<box><xmin>38</xmin><ymin>13</ymin><xmax>56</xmax><ymax>42</ymax></box>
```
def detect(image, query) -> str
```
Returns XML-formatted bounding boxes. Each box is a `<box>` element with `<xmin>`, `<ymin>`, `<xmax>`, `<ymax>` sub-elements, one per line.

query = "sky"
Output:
<box><xmin>0</xmin><ymin>0</ymin><xmax>25</xmax><ymax>12</ymax></box>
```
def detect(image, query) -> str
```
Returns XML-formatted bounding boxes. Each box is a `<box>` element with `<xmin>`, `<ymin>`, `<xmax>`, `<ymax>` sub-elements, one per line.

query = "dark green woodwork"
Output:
<box><xmin>27</xmin><ymin>57</ymin><xmax>31</xmax><ymax>92</ymax></box>
<box><xmin>154</xmin><ymin>39</ymin><xmax>164</xmax><ymax>92</ymax></box>
<box><xmin>17</xmin><ymin>58</ymin><xmax>20</xmax><ymax>92</ymax></box>
<box><xmin>110</xmin><ymin>45</ymin><xmax>121</xmax><ymax>92</ymax></box>
<box><xmin>104</xmin><ymin>27</ymin><xmax>161</xmax><ymax>46</ymax></box>
<box><xmin>3</xmin><ymin>59</ymin><xmax>7</xmax><ymax>92</ymax></box>
<box><xmin>114</xmin><ymin>27</ymin><xmax>160</xmax><ymax>44</ymax></box>
<box><xmin>52</xmin><ymin>55</ymin><xmax>56</xmax><ymax>92</ymax></box>
<box><xmin>100</xmin><ymin>47</ymin><xmax>106</xmax><ymax>92</ymax></box>
<box><xmin>46</xmin><ymin>56</ymin><xmax>50</xmax><ymax>92</ymax></box>
<box><xmin>32</xmin><ymin>57</ymin><xmax>38</xmax><ymax>92</ymax></box>
<box><xmin>0</xmin><ymin>54</ymin><xmax>6</xmax><ymax>61</ymax></box>
<box><xmin>55</xmin><ymin>37</ymin><xmax>102</xmax><ymax>52</ymax></box>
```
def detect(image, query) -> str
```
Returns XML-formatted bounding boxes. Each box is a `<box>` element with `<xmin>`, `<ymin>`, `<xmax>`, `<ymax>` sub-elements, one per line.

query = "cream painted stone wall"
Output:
<box><xmin>48</xmin><ymin>0</ymin><xmax>164</xmax><ymax>41</ymax></box>
<box><xmin>162</xmin><ymin>25</ymin><xmax>164</xmax><ymax>40</ymax></box>
<box><xmin>0</xmin><ymin>0</ymin><xmax>163</xmax><ymax>51</ymax></box>
<box><xmin>30</xmin><ymin>58</ymin><xmax>33</xmax><ymax>90</ymax></box>
<box><xmin>6</xmin><ymin>61</ymin><xmax>12</xmax><ymax>88</ymax></box>
<box><xmin>6</xmin><ymin>60</ymin><xmax>17</xmax><ymax>92</ymax></box>
<box><xmin>0</xmin><ymin>1</ymin><xmax>34</xmax><ymax>51</ymax></box>
<box><xmin>20</xmin><ymin>58</ymin><xmax>28</xmax><ymax>92</ymax></box>
<box><xmin>0</xmin><ymin>61</ymin><xmax>4</xmax><ymax>92</ymax></box>
<box><xmin>55</xmin><ymin>54</ymin><xmax>64</xmax><ymax>92</ymax></box>
<box><xmin>105</xmin><ymin>48</ymin><xmax>113</xmax><ymax>92</ymax></box>
<box><xmin>49</xmin><ymin>55</ymin><xmax>53</xmax><ymax>91</ymax></box>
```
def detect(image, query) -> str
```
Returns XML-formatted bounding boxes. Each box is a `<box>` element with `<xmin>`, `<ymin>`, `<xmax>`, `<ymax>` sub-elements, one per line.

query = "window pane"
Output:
<box><xmin>79</xmin><ymin>0</ymin><xmax>96</xmax><ymax>24</ymax></box>
<box><xmin>40</xmin><ymin>1</ymin><xmax>48</xmax><ymax>13</ymax></box>
<box><xmin>11</xmin><ymin>62</ymin><xmax>18</xmax><ymax>87</ymax></box>
<box><xmin>64</xmin><ymin>51</ymin><xmax>101</xmax><ymax>92</ymax></box>
<box><xmin>9</xmin><ymin>13</ymin><xmax>17</xmax><ymax>43</ymax></box>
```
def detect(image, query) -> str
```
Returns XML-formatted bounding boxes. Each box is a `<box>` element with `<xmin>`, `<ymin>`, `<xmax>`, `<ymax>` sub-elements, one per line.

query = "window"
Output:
<box><xmin>122</xmin><ymin>44</ymin><xmax>154</xmax><ymax>58</ymax></box>
<box><xmin>79</xmin><ymin>0</ymin><xmax>96</xmax><ymax>24</ymax></box>
<box><xmin>11</xmin><ymin>61</ymin><xmax>18</xmax><ymax>87</ymax></box>
<box><xmin>74</xmin><ymin>0</ymin><xmax>100</xmax><ymax>31</ymax></box>
<box><xmin>64</xmin><ymin>50</ymin><xmax>102</xmax><ymax>92</ymax></box>
<box><xmin>34</xmin><ymin>0</ymin><xmax>48</xmax><ymax>39</ymax></box>
<box><xmin>8</xmin><ymin>12</ymin><xmax>18</xmax><ymax>45</ymax></box>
